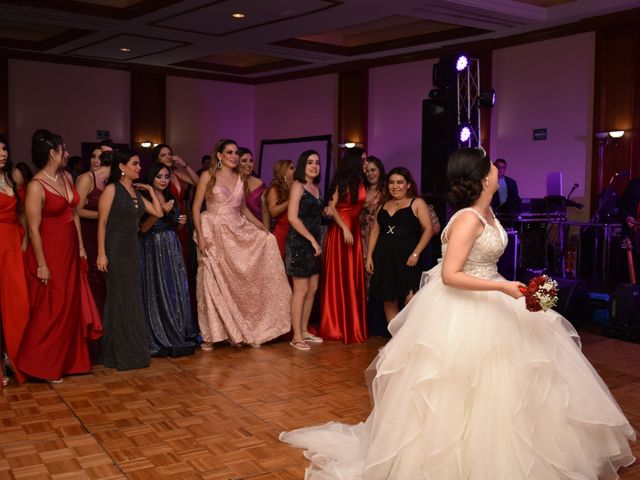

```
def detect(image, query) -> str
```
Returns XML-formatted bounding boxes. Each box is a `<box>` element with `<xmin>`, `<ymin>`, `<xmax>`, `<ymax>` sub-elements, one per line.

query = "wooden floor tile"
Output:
<box><xmin>1</xmin><ymin>333</ymin><xmax>639</xmax><ymax>478</ymax></box>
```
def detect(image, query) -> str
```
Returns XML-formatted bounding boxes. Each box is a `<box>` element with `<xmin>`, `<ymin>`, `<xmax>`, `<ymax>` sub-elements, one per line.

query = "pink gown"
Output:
<box><xmin>196</xmin><ymin>176</ymin><xmax>291</xmax><ymax>345</ymax></box>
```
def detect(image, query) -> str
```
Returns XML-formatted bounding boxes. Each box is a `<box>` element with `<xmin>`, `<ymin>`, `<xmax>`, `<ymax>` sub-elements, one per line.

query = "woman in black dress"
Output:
<box><xmin>285</xmin><ymin>150</ymin><xmax>324</xmax><ymax>351</ymax></box>
<box><xmin>97</xmin><ymin>150</ymin><xmax>163</xmax><ymax>370</ymax></box>
<box><xmin>366</xmin><ymin>167</ymin><xmax>433</xmax><ymax>323</ymax></box>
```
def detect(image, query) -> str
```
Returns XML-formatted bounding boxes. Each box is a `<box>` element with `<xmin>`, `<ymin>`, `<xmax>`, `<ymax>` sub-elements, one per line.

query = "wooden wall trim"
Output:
<box><xmin>0</xmin><ymin>55</ymin><xmax>7</xmax><ymax>137</ymax></box>
<box><xmin>130</xmin><ymin>70</ymin><xmax>165</xmax><ymax>150</ymax></box>
<box><xmin>337</xmin><ymin>69</ymin><xmax>368</xmax><ymax>162</ymax></box>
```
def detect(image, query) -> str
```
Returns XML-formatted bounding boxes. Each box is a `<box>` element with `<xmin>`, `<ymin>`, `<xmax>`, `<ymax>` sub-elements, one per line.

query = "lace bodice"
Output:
<box><xmin>441</xmin><ymin>208</ymin><xmax>507</xmax><ymax>279</ymax></box>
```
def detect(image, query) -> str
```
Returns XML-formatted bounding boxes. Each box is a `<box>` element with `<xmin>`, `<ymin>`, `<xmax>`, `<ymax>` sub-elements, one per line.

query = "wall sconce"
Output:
<box><xmin>339</xmin><ymin>141</ymin><xmax>362</xmax><ymax>149</ymax></box>
<box><xmin>140</xmin><ymin>140</ymin><xmax>152</xmax><ymax>148</ymax></box>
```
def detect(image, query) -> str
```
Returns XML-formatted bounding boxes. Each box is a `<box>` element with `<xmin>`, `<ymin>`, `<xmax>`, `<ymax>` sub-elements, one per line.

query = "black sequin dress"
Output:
<box><xmin>140</xmin><ymin>204</ymin><xmax>196</xmax><ymax>357</ymax></box>
<box><xmin>101</xmin><ymin>182</ymin><xmax>150</xmax><ymax>371</ymax></box>
<box><xmin>285</xmin><ymin>189</ymin><xmax>323</xmax><ymax>277</ymax></box>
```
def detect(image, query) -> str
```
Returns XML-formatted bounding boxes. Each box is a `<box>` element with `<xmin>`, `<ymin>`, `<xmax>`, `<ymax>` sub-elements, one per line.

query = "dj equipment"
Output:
<box><xmin>609</xmin><ymin>284</ymin><xmax>640</xmax><ymax>339</ymax></box>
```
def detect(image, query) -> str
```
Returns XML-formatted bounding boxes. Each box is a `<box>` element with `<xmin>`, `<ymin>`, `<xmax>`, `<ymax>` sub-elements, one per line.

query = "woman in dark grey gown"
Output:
<box><xmin>96</xmin><ymin>150</ymin><xmax>163</xmax><ymax>371</ymax></box>
<box><xmin>139</xmin><ymin>162</ymin><xmax>196</xmax><ymax>357</ymax></box>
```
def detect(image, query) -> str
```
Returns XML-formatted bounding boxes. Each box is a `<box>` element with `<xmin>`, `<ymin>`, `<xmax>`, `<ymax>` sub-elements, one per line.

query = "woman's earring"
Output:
<box><xmin>121</xmin><ymin>170</ymin><xmax>125</xmax><ymax>176</ymax></box>
<box><xmin>216</xmin><ymin>159</ymin><xmax>222</xmax><ymax>169</ymax></box>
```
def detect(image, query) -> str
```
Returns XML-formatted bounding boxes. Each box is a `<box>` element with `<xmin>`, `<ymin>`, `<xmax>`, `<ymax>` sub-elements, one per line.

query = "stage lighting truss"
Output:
<box><xmin>457</xmin><ymin>57</ymin><xmax>480</xmax><ymax>147</ymax></box>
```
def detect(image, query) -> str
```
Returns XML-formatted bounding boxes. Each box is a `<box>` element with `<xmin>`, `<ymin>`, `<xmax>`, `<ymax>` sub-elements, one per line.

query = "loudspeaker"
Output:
<box><xmin>421</xmin><ymin>98</ymin><xmax>457</xmax><ymax>197</ymax></box>
<box><xmin>520</xmin><ymin>222</ymin><xmax>547</xmax><ymax>269</ymax></box>
<box><xmin>609</xmin><ymin>284</ymin><xmax>640</xmax><ymax>339</ymax></box>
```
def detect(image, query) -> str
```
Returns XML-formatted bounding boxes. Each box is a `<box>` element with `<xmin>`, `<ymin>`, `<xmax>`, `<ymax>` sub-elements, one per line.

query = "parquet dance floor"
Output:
<box><xmin>1</xmin><ymin>333</ymin><xmax>639</xmax><ymax>479</ymax></box>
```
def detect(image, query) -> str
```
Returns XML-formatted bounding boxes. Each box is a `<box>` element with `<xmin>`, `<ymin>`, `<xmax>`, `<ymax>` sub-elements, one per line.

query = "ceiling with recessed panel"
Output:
<box><xmin>0</xmin><ymin>0</ymin><xmax>638</xmax><ymax>81</ymax></box>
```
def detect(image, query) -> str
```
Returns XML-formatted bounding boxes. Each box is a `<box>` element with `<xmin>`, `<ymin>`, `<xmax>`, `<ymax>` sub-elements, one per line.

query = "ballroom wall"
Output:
<box><xmin>166</xmin><ymin>76</ymin><xmax>254</xmax><ymax>167</ymax></box>
<box><xmin>490</xmin><ymin>32</ymin><xmax>595</xmax><ymax>211</ymax></box>
<box><xmin>8</xmin><ymin>59</ymin><xmax>130</xmax><ymax>166</ymax></box>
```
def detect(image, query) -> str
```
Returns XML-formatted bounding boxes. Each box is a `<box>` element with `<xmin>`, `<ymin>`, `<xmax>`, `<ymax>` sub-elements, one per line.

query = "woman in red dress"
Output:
<box><xmin>16</xmin><ymin>130</ymin><xmax>101</xmax><ymax>383</ymax></box>
<box><xmin>319</xmin><ymin>148</ymin><xmax>368</xmax><ymax>344</ymax></box>
<box><xmin>0</xmin><ymin>135</ymin><xmax>29</xmax><ymax>386</ymax></box>
<box><xmin>266</xmin><ymin>159</ymin><xmax>295</xmax><ymax>258</ymax></box>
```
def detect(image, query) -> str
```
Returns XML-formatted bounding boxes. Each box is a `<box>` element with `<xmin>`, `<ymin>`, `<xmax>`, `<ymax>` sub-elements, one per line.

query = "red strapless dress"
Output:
<box><xmin>16</xmin><ymin>178</ymin><xmax>102</xmax><ymax>380</ymax></box>
<box><xmin>0</xmin><ymin>187</ymin><xmax>29</xmax><ymax>384</ymax></box>
<box><xmin>319</xmin><ymin>185</ymin><xmax>368</xmax><ymax>344</ymax></box>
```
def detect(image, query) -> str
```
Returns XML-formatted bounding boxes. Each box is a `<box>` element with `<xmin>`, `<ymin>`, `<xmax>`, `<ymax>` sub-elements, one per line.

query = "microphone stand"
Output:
<box><xmin>590</xmin><ymin>173</ymin><xmax>619</xmax><ymax>223</ymax></box>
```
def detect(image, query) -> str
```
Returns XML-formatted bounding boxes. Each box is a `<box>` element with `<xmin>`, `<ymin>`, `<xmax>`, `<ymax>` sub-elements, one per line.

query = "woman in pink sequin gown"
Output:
<box><xmin>192</xmin><ymin>139</ymin><xmax>291</xmax><ymax>349</ymax></box>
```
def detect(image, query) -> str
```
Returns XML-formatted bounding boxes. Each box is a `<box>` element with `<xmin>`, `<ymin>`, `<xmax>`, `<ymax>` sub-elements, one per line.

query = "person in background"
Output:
<box><xmin>192</xmin><ymin>139</ymin><xmax>291</xmax><ymax>350</ymax></box>
<box><xmin>67</xmin><ymin>155</ymin><xmax>84</xmax><ymax>182</ymax></box>
<box><xmin>0</xmin><ymin>135</ymin><xmax>29</xmax><ymax>386</ymax></box>
<box><xmin>360</xmin><ymin>155</ymin><xmax>386</xmax><ymax>287</ymax></box>
<box><xmin>97</xmin><ymin>149</ymin><xmax>163</xmax><ymax>371</ymax></box>
<box><xmin>18</xmin><ymin>130</ymin><xmax>102</xmax><ymax>383</ymax></box>
<box><xmin>320</xmin><ymin>148</ymin><xmax>368</xmax><ymax>344</ymax></box>
<box><xmin>286</xmin><ymin>150</ymin><xmax>325</xmax><ymax>351</ymax></box>
<box><xmin>139</xmin><ymin>162</ymin><xmax>196</xmax><ymax>357</ymax></box>
<box><xmin>197</xmin><ymin>154</ymin><xmax>212</xmax><ymax>176</ymax></box>
<box><xmin>238</xmin><ymin>147</ymin><xmax>269</xmax><ymax>229</ymax></box>
<box><xmin>15</xmin><ymin>162</ymin><xmax>33</xmax><ymax>184</ymax></box>
<box><xmin>621</xmin><ymin>176</ymin><xmax>640</xmax><ymax>276</ymax></box>
<box><xmin>490</xmin><ymin>158</ymin><xmax>521</xmax><ymax>215</ymax></box>
<box><xmin>266</xmin><ymin>159</ymin><xmax>295</xmax><ymax>259</ymax></box>
<box><xmin>76</xmin><ymin>150</ymin><xmax>112</xmax><ymax>312</ymax></box>
<box><xmin>367</xmin><ymin>167</ymin><xmax>434</xmax><ymax>323</ymax></box>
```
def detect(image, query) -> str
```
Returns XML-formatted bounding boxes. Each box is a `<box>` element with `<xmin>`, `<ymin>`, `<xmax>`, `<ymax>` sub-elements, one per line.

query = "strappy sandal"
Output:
<box><xmin>289</xmin><ymin>340</ymin><xmax>310</xmax><ymax>351</ymax></box>
<box><xmin>200</xmin><ymin>342</ymin><xmax>214</xmax><ymax>351</ymax></box>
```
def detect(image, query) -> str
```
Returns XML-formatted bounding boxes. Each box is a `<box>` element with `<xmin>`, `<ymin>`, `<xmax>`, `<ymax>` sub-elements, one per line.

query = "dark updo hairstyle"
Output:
<box><xmin>382</xmin><ymin>166</ymin><xmax>418</xmax><ymax>204</ymax></box>
<box><xmin>293</xmin><ymin>149</ymin><xmax>320</xmax><ymax>184</ymax></box>
<box><xmin>364</xmin><ymin>155</ymin><xmax>386</xmax><ymax>192</ymax></box>
<box><xmin>108</xmin><ymin>149</ymin><xmax>140</xmax><ymax>184</ymax></box>
<box><xmin>15</xmin><ymin>162</ymin><xmax>34</xmax><ymax>184</ymax></box>
<box><xmin>142</xmin><ymin>161</ymin><xmax>174</xmax><ymax>203</ymax></box>
<box><xmin>446</xmin><ymin>147</ymin><xmax>490</xmax><ymax>211</ymax></box>
<box><xmin>329</xmin><ymin>148</ymin><xmax>364</xmax><ymax>204</ymax></box>
<box><xmin>99</xmin><ymin>150</ymin><xmax>114</xmax><ymax>167</ymax></box>
<box><xmin>0</xmin><ymin>134</ymin><xmax>19</xmax><ymax>204</ymax></box>
<box><xmin>31</xmin><ymin>129</ymin><xmax>64</xmax><ymax>170</ymax></box>
<box><xmin>151</xmin><ymin>143</ymin><xmax>172</xmax><ymax>163</ymax></box>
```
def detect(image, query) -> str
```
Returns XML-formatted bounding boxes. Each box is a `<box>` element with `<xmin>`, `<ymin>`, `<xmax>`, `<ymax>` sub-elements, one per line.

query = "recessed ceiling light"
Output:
<box><xmin>231</xmin><ymin>12</ymin><xmax>245</xmax><ymax>18</ymax></box>
<box><xmin>120</xmin><ymin>47</ymin><xmax>131</xmax><ymax>52</ymax></box>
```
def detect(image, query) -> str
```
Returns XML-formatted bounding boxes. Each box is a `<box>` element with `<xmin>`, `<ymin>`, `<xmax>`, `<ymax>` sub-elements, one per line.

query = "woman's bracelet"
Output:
<box><xmin>411</xmin><ymin>252</ymin><xmax>418</xmax><ymax>258</ymax></box>
<box><xmin>37</xmin><ymin>266</ymin><xmax>48</xmax><ymax>271</ymax></box>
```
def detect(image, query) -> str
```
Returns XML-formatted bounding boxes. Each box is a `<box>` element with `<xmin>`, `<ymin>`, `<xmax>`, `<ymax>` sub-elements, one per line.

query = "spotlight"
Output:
<box><xmin>479</xmin><ymin>88</ymin><xmax>496</xmax><ymax>108</ymax></box>
<box><xmin>458</xmin><ymin>124</ymin><xmax>472</xmax><ymax>143</ymax></box>
<box><xmin>455</xmin><ymin>55</ymin><xmax>468</xmax><ymax>72</ymax></box>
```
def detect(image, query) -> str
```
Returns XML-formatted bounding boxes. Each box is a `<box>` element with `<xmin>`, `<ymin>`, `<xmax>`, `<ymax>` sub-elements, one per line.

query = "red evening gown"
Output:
<box><xmin>272</xmin><ymin>210</ymin><xmax>290</xmax><ymax>259</ymax></box>
<box><xmin>16</xmin><ymin>177</ymin><xmax>102</xmax><ymax>380</ymax></box>
<box><xmin>320</xmin><ymin>184</ymin><xmax>368</xmax><ymax>344</ymax></box>
<box><xmin>0</xmin><ymin>187</ymin><xmax>29</xmax><ymax>384</ymax></box>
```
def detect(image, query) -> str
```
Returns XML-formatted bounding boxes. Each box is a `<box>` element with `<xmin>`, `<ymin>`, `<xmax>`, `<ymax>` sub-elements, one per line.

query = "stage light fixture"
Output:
<box><xmin>458</xmin><ymin>124</ymin><xmax>472</xmax><ymax>143</ymax></box>
<box><xmin>479</xmin><ymin>88</ymin><xmax>496</xmax><ymax>108</ymax></box>
<box><xmin>456</xmin><ymin>55</ymin><xmax>468</xmax><ymax>71</ymax></box>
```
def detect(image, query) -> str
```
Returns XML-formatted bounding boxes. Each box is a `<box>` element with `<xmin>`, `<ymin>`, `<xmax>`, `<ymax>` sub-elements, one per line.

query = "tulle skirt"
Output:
<box><xmin>280</xmin><ymin>264</ymin><xmax>636</xmax><ymax>479</ymax></box>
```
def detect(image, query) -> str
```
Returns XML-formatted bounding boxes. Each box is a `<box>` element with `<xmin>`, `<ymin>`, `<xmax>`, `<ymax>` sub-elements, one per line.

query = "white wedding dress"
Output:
<box><xmin>280</xmin><ymin>208</ymin><xmax>636</xmax><ymax>479</ymax></box>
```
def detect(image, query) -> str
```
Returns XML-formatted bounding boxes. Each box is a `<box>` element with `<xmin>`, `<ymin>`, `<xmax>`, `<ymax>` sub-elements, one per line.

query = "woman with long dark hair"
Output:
<box><xmin>360</xmin><ymin>155</ymin><xmax>386</xmax><ymax>288</ymax></box>
<box><xmin>0</xmin><ymin>135</ymin><xmax>29</xmax><ymax>386</ymax></box>
<box><xmin>139</xmin><ymin>162</ymin><xmax>196</xmax><ymax>357</ymax></box>
<box><xmin>97</xmin><ymin>149</ymin><xmax>163</xmax><ymax>370</ymax></box>
<box><xmin>192</xmin><ymin>139</ymin><xmax>290</xmax><ymax>350</ymax></box>
<box><xmin>17</xmin><ymin>130</ymin><xmax>102</xmax><ymax>383</ymax></box>
<box><xmin>281</xmin><ymin>147</ymin><xmax>635</xmax><ymax>479</ymax></box>
<box><xmin>367</xmin><ymin>166</ymin><xmax>433</xmax><ymax>323</ymax></box>
<box><xmin>285</xmin><ymin>150</ymin><xmax>324</xmax><ymax>351</ymax></box>
<box><xmin>238</xmin><ymin>147</ymin><xmax>269</xmax><ymax>229</ymax></box>
<box><xmin>319</xmin><ymin>147</ymin><xmax>368</xmax><ymax>344</ymax></box>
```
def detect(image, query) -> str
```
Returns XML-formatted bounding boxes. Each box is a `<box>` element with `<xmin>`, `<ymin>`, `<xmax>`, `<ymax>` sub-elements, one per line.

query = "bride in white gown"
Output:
<box><xmin>280</xmin><ymin>148</ymin><xmax>635</xmax><ymax>480</ymax></box>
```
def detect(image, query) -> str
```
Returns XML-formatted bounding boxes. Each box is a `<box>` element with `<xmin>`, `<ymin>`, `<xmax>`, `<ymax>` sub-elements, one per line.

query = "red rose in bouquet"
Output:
<box><xmin>518</xmin><ymin>275</ymin><xmax>559</xmax><ymax>312</ymax></box>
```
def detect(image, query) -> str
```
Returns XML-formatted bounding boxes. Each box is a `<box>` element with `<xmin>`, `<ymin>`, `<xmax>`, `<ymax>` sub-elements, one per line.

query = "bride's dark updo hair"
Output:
<box><xmin>446</xmin><ymin>147</ymin><xmax>490</xmax><ymax>210</ymax></box>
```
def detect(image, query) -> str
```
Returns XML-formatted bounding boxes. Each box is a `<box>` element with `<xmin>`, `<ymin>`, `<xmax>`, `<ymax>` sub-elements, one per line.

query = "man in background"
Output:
<box><xmin>491</xmin><ymin>158</ymin><xmax>521</xmax><ymax>215</ymax></box>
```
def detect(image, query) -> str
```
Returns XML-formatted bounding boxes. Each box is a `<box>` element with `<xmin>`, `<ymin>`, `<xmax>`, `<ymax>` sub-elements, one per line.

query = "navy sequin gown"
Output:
<box><xmin>140</xmin><ymin>205</ymin><xmax>196</xmax><ymax>357</ymax></box>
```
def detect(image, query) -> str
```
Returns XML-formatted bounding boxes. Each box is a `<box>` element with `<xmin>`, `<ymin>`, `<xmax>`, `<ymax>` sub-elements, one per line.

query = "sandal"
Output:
<box><xmin>289</xmin><ymin>340</ymin><xmax>310</xmax><ymax>351</ymax></box>
<box><xmin>302</xmin><ymin>333</ymin><xmax>323</xmax><ymax>343</ymax></box>
<box><xmin>47</xmin><ymin>378</ymin><xmax>64</xmax><ymax>384</ymax></box>
<box><xmin>200</xmin><ymin>342</ymin><xmax>214</xmax><ymax>351</ymax></box>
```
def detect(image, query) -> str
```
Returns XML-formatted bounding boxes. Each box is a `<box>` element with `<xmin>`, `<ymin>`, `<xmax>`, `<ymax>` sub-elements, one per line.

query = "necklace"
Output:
<box><xmin>0</xmin><ymin>173</ymin><xmax>7</xmax><ymax>191</ymax></box>
<box><xmin>42</xmin><ymin>170</ymin><xmax>59</xmax><ymax>182</ymax></box>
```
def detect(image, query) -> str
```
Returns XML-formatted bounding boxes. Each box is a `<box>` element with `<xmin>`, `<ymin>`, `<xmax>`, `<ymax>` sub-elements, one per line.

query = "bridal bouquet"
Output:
<box><xmin>518</xmin><ymin>275</ymin><xmax>559</xmax><ymax>312</ymax></box>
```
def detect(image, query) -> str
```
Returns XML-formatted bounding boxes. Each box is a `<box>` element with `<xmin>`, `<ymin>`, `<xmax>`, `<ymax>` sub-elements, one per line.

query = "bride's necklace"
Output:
<box><xmin>42</xmin><ymin>169</ymin><xmax>59</xmax><ymax>182</ymax></box>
